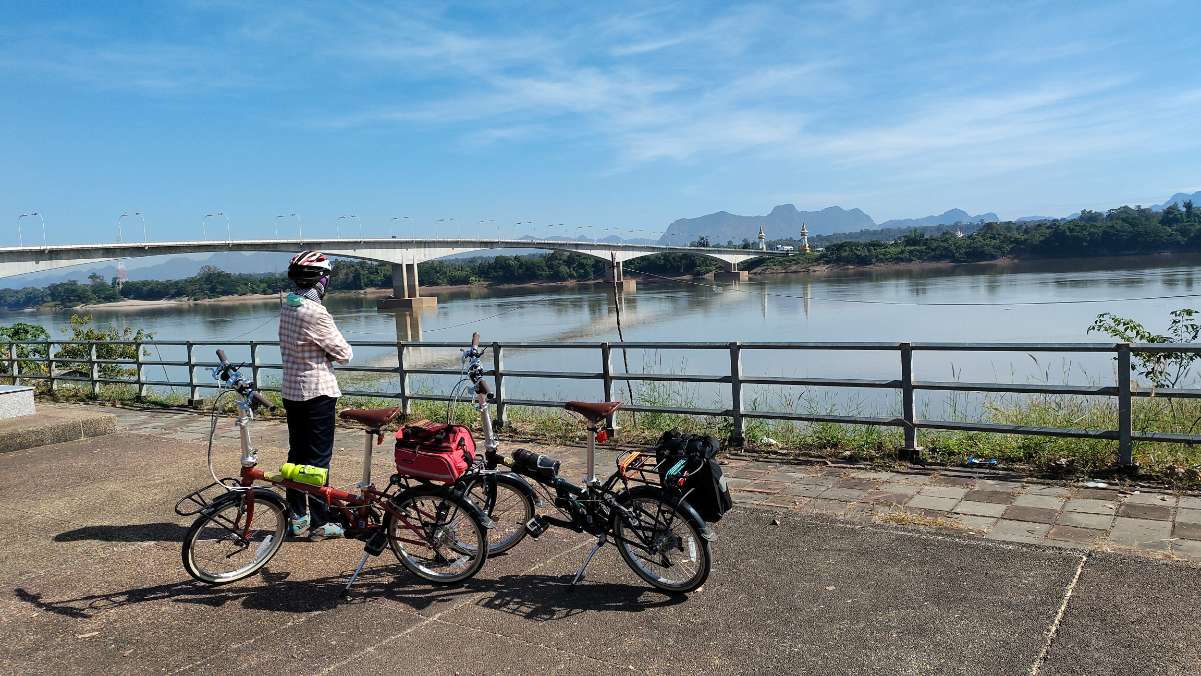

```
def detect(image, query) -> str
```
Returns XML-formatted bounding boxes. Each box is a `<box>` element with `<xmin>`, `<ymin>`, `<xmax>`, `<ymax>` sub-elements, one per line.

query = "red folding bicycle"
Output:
<box><xmin>175</xmin><ymin>350</ymin><xmax>490</xmax><ymax>593</ymax></box>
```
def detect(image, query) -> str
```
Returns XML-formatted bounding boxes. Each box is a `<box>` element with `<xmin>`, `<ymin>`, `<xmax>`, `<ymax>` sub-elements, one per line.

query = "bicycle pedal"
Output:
<box><xmin>363</xmin><ymin>529</ymin><xmax>388</xmax><ymax>556</ymax></box>
<box><xmin>524</xmin><ymin>516</ymin><xmax>548</xmax><ymax>538</ymax></box>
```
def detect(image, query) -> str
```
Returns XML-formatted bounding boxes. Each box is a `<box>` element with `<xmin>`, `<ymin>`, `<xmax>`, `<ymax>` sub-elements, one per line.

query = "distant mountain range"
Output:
<box><xmin>658</xmin><ymin>190</ymin><xmax>1200</xmax><ymax>245</ymax></box>
<box><xmin>1155</xmin><ymin>191</ymin><xmax>1201</xmax><ymax>210</ymax></box>
<box><xmin>659</xmin><ymin>204</ymin><xmax>996</xmax><ymax>245</ymax></box>
<box><xmin>877</xmin><ymin>209</ymin><xmax>999</xmax><ymax>230</ymax></box>
<box><xmin>659</xmin><ymin>204</ymin><xmax>875</xmax><ymax>245</ymax></box>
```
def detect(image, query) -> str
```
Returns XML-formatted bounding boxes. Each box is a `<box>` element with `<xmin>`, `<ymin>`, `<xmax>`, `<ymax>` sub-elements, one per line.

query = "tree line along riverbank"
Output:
<box><xmin>1</xmin><ymin>201</ymin><xmax>1198</xmax><ymax>310</ymax></box>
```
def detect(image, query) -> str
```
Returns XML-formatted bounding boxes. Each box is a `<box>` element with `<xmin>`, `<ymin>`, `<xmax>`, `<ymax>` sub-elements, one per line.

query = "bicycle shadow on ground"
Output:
<box><xmin>53</xmin><ymin>522</ymin><xmax>189</xmax><ymax>543</ymax></box>
<box><xmin>13</xmin><ymin>563</ymin><xmax>684</xmax><ymax>622</ymax></box>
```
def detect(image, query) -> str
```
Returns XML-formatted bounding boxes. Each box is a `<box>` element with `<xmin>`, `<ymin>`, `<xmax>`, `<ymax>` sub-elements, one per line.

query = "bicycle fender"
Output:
<box><xmin>494</xmin><ymin>472</ymin><xmax>542</xmax><ymax>508</ymax></box>
<box><xmin>203</xmin><ymin>487</ymin><xmax>288</xmax><ymax>516</ymax></box>
<box><xmin>615</xmin><ymin>485</ymin><xmax>715</xmax><ymax>541</ymax></box>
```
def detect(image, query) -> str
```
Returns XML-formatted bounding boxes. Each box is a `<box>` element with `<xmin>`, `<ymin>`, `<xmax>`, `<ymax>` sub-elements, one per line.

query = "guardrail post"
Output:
<box><xmin>47</xmin><ymin>341</ymin><xmax>56</xmax><ymax>392</ymax></box>
<box><xmin>249</xmin><ymin>341</ymin><xmax>260</xmax><ymax>390</ymax></box>
<box><xmin>397</xmin><ymin>342</ymin><xmax>411</xmax><ymax>416</ymax></box>
<box><xmin>135</xmin><ymin>340</ymin><xmax>145</xmax><ymax>398</ymax></box>
<box><xmin>900</xmin><ymin>342</ymin><xmax>921</xmax><ymax>461</ymax></box>
<box><xmin>729</xmin><ymin>342</ymin><xmax>744</xmax><ymax>447</ymax></box>
<box><xmin>9</xmin><ymin>343</ymin><xmax>18</xmax><ymax>387</ymax></box>
<box><xmin>89</xmin><ymin>342</ymin><xmax>100</xmax><ymax>397</ymax></box>
<box><xmin>186</xmin><ymin>341</ymin><xmax>198</xmax><ymax>407</ymax></box>
<box><xmin>492</xmin><ymin>342</ymin><xmax>506</xmax><ymax>430</ymax></box>
<box><xmin>601</xmin><ymin>342</ymin><xmax>616</xmax><ymax>432</ymax></box>
<box><xmin>1117</xmin><ymin>343</ymin><xmax>1133</xmax><ymax>466</ymax></box>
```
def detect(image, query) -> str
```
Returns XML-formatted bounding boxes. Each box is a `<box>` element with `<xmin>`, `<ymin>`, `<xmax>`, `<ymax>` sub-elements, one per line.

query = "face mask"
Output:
<box><xmin>316</xmin><ymin>272</ymin><xmax>330</xmax><ymax>299</ymax></box>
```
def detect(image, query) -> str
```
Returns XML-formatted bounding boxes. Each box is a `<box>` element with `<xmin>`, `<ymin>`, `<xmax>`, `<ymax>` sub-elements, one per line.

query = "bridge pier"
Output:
<box><xmin>714</xmin><ymin>260</ymin><xmax>749</xmax><ymax>282</ymax></box>
<box><xmin>377</xmin><ymin>262</ymin><xmax>437</xmax><ymax>310</ymax></box>
<box><xmin>605</xmin><ymin>260</ymin><xmax>637</xmax><ymax>292</ymax></box>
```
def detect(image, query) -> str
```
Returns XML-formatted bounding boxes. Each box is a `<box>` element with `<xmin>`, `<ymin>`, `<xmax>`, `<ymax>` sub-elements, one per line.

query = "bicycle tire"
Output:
<box><xmin>612</xmin><ymin>486</ymin><xmax>711</xmax><ymax>594</ymax></box>
<box><xmin>460</xmin><ymin>472</ymin><xmax>535</xmax><ymax>556</ymax></box>
<box><xmin>383</xmin><ymin>485</ymin><xmax>488</xmax><ymax>585</ymax></box>
<box><xmin>182</xmin><ymin>489</ymin><xmax>287</xmax><ymax>585</ymax></box>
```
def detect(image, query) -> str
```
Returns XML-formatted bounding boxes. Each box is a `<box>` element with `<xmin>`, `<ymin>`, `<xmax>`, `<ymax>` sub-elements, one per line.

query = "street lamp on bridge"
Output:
<box><xmin>17</xmin><ymin>212</ymin><xmax>45</xmax><ymax>247</ymax></box>
<box><xmin>116</xmin><ymin>213</ymin><xmax>130</xmax><ymax>243</ymax></box>
<box><xmin>337</xmin><ymin>214</ymin><xmax>359</xmax><ymax>239</ymax></box>
<box><xmin>135</xmin><ymin>212</ymin><xmax>147</xmax><ymax>242</ymax></box>
<box><xmin>203</xmin><ymin>212</ymin><xmax>229</xmax><ymax>242</ymax></box>
<box><xmin>391</xmin><ymin>216</ymin><xmax>409</xmax><ymax>238</ymax></box>
<box><xmin>275</xmin><ymin>213</ymin><xmax>297</xmax><ymax>239</ymax></box>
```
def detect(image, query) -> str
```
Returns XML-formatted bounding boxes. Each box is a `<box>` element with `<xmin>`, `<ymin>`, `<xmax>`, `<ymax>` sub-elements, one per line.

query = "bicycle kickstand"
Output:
<box><xmin>342</xmin><ymin>552</ymin><xmax>371</xmax><ymax>597</ymax></box>
<box><xmin>571</xmin><ymin>534</ymin><xmax>606</xmax><ymax>587</ymax></box>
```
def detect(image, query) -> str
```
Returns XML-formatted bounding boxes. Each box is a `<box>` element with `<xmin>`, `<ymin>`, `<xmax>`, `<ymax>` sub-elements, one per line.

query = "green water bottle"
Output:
<box><xmin>279</xmin><ymin>463</ymin><xmax>328</xmax><ymax>487</ymax></box>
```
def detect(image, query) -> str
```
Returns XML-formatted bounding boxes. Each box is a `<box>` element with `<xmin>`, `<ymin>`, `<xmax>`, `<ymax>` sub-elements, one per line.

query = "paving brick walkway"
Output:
<box><xmin>70</xmin><ymin>402</ymin><xmax>1201</xmax><ymax>563</ymax></box>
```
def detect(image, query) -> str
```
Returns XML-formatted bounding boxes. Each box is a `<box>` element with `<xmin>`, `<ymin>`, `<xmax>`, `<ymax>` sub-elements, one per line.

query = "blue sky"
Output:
<box><xmin>1</xmin><ymin>0</ymin><xmax>1199</xmax><ymax>244</ymax></box>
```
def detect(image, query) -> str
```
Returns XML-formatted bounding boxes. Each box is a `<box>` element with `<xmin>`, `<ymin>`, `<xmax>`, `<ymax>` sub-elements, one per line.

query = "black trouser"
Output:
<box><xmin>283</xmin><ymin>395</ymin><xmax>337</xmax><ymax>528</ymax></box>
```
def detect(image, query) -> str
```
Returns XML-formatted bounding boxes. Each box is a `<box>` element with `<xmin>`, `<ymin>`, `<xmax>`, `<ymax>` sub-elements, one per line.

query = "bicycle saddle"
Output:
<box><xmin>339</xmin><ymin>407</ymin><xmax>401</xmax><ymax>430</ymax></box>
<box><xmin>564</xmin><ymin>400</ymin><xmax>621</xmax><ymax>423</ymax></box>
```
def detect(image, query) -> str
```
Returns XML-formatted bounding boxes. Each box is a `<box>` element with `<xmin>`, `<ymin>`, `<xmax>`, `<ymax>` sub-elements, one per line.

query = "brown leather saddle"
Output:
<box><xmin>564</xmin><ymin>400</ymin><xmax>621</xmax><ymax>424</ymax></box>
<box><xmin>339</xmin><ymin>407</ymin><xmax>401</xmax><ymax>431</ymax></box>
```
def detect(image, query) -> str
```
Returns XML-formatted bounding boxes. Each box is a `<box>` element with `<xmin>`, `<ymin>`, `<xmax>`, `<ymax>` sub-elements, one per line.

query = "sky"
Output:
<box><xmin>1</xmin><ymin>0</ymin><xmax>1199</xmax><ymax>245</ymax></box>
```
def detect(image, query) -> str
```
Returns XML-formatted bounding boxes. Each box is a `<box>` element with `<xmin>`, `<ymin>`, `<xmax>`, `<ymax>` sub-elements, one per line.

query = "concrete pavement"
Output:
<box><xmin>2</xmin><ymin>405</ymin><xmax>1200</xmax><ymax>674</ymax></box>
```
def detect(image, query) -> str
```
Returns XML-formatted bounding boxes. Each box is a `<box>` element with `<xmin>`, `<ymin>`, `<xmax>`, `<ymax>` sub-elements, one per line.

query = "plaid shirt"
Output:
<box><xmin>278</xmin><ymin>288</ymin><xmax>353</xmax><ymax>401</ymax></box>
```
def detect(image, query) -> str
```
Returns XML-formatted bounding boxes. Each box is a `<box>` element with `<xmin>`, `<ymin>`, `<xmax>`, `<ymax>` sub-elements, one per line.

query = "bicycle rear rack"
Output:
<box><xmin>174</xmin><ymin>478</ymin><xmax>241</xmax><ymax>516</ymax></box>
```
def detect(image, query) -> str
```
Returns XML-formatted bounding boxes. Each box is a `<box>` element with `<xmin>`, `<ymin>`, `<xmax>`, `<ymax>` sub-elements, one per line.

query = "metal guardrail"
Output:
<box><xmin>2</xmin><ymin>338</ymin><xmax>1198</xmax><ymax>465</ymax></box>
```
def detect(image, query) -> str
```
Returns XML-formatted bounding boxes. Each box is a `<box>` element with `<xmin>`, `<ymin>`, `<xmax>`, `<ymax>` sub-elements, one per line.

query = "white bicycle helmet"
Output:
<box><xmin>288</xmin><ymin>250</ymin><xmax>332</xmax><ymax>288</ymax></box>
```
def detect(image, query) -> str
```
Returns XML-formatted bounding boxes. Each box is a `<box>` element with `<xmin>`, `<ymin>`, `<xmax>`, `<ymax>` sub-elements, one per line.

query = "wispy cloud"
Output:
<box><xmin>5</xmin><ymin>0</ymin><xmax>1199</xmax><ymax>198</ymax></box>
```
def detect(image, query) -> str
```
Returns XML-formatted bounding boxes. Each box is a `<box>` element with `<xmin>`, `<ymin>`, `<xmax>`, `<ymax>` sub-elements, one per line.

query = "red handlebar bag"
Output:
<box><xmin>394</xmin><ymin>422</ymin><xmax>476</xmax><ymax>483</ymax></box>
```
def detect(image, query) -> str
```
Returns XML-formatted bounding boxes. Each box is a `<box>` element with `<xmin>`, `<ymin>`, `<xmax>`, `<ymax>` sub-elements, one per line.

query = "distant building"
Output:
<box><xmin>115</xmin><ymin>262</ymin><xmax>128</xmax><ymax>288</ymax></box>
<box><xmin>776</xmin><ymin>244</ymin><xmax>795</xmax><ymax>252</ymax></box>
<box><xmin>757</xmin><ymin>225</ymin><xmax>766</xmax><ymax>252</ymax></box>
<box><xmin>800</xmin><ymin>223</ymin><xmax>811</xmax><ymax>253</ymax></box>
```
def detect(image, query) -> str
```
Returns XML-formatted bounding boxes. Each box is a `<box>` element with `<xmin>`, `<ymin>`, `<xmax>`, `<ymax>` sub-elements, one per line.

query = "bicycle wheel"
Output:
<box><xmin>384</xmin><ymin>486</ymin><xmax>488</xmax><ymax>585</ymax></box>
<box><xmin>612</xmin><ymin>487</ymin><xmax>711</xmax><ymax>593</ymax></box>
<box><xmin>461</xmin><ymin>473</ymin><xmax>534</xmax><ymax>556</ymax></box>
<box><xmin>182</xmin><ymin>489</ymin><xmax>286</xmax><ymax>585</ymax></box>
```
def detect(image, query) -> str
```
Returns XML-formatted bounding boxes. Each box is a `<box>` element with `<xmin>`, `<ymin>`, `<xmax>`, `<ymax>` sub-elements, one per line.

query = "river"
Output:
<box><xmin>8</xmin><ymin>254</ymin><xmax>1201</xmax><ymax>419</ymax></box>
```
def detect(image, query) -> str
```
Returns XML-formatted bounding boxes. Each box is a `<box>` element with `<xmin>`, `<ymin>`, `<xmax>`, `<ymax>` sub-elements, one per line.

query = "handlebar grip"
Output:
<box><xmin>471</xmin><ymin>331</ymin><xmax>480</xmax><ymax>348</ymax></box>
<box><xmin>250</xmin><ymin>391</ymin><xmax>274</xmax><ymax>410</ymax></box>
<box><xmin>216</xmin><ymin>349</ymin><xmax>228</xmax><ymax>364</ymax></box>
<box><xmin>476</xmin><ymin>378</ymin><xmax>492</xmax><ymax>396</ymax></box>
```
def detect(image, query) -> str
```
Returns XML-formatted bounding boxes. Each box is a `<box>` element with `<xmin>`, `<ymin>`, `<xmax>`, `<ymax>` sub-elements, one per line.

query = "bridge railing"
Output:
<box><xmin>3</xmin><ymin>338</ymin><xmax>1198</xmax><ymax>465</ymax></box>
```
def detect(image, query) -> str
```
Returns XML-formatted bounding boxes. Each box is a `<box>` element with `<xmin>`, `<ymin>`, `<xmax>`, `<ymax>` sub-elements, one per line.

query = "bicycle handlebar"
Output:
<box><xmin>211</xmin><ymin>348</ymin><xmax>275</xmax><ymax>410</ymax></box>
<box><xmin>250</xmin><ymin>391</ymin><xmax>274</xmax><ymax>410</ymax></box>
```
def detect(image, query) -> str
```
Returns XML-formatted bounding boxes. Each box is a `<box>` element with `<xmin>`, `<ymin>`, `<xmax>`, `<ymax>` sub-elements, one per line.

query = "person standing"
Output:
<box><xmin>279</xmin><ymin>251</ymin><xmax>353</xmax><ymax>540</ymax></box>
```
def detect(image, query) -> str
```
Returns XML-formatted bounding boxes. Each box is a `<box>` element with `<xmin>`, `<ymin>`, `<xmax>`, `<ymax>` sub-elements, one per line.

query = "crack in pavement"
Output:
<box><xmin>1028</xmin><ymin>551</ymin><xmax>1090</xmax><ymax>676</ymax></box>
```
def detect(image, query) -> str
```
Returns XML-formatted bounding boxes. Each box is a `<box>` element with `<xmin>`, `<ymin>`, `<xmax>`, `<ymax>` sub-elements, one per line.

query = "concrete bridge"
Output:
<box><xmin>0</xmin><ymin>237</ymin><xmax>780</xmax><ymax>308</ymax></box>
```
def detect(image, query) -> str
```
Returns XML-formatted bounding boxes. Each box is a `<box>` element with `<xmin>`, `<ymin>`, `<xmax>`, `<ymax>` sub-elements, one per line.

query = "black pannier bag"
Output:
<box><xmin>653</xmin><ymin>430</ymin><xmax>734</xmax><ymax>523</ymax></box>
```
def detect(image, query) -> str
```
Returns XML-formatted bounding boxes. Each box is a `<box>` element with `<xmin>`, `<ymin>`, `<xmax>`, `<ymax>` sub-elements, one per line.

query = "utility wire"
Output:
<box><xmin>624</xmin><ymin>267</ymin><xmax>1201</xmax><ymax>307</ymax></box>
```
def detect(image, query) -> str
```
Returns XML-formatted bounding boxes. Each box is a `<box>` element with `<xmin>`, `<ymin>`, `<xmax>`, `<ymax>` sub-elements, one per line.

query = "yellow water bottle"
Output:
<box><xmin>279</xmin><ymin>463</ymin><xmax>328</xmax><ymax>487</ymax></box>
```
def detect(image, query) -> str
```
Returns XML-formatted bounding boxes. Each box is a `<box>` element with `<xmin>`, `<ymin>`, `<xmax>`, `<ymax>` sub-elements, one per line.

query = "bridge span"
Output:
<box><xmin>0</xmin><ymin>237</ymin><xmax>781</xmax><ymax>308</ymax></box>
